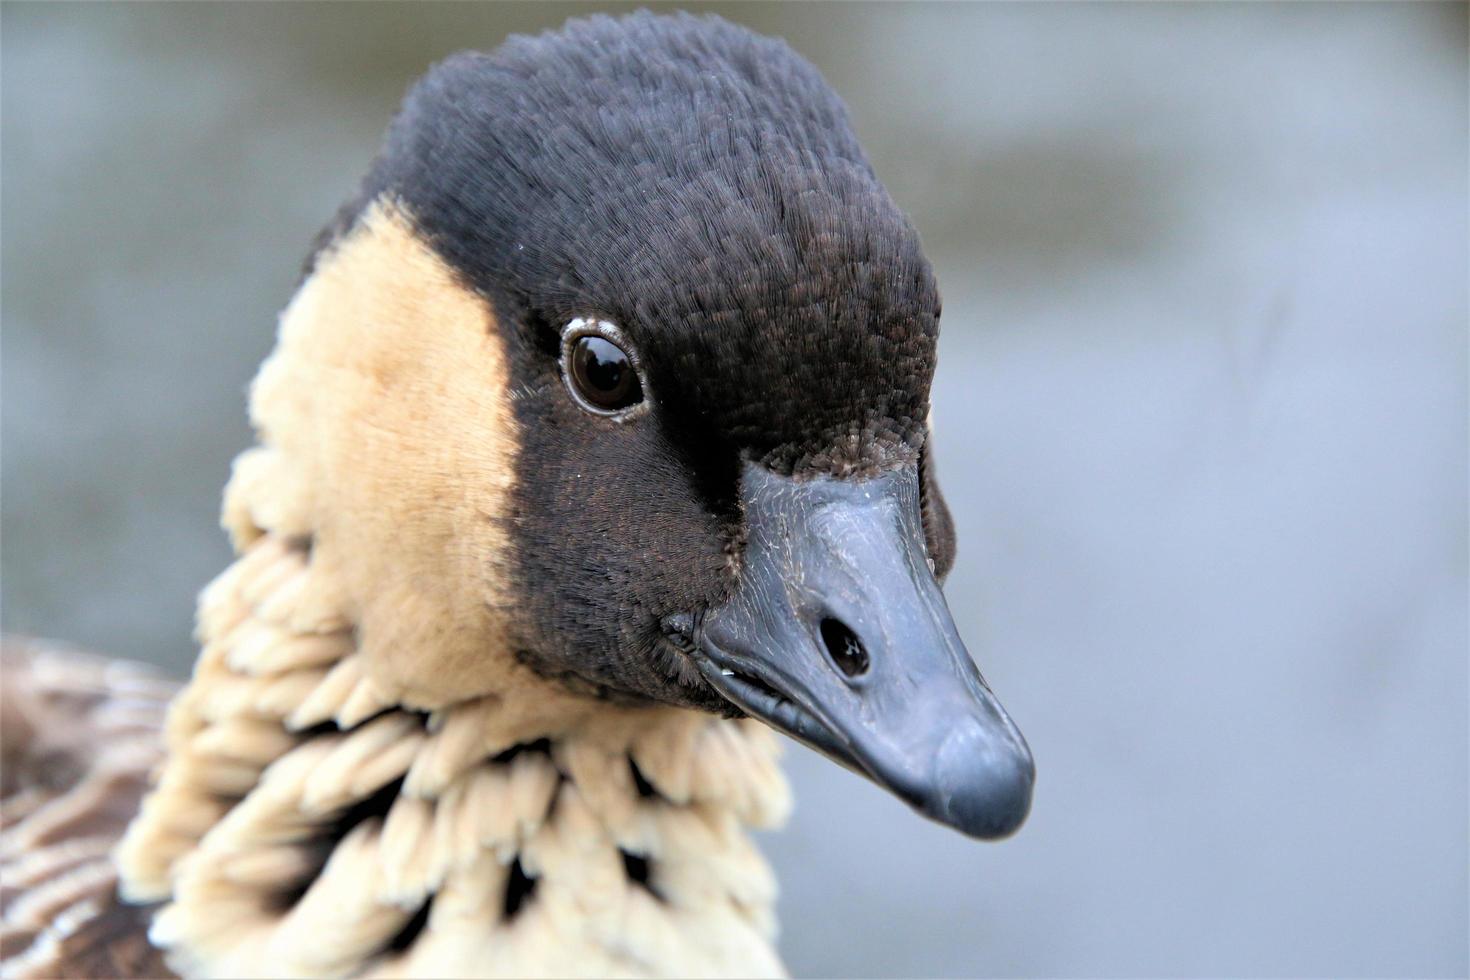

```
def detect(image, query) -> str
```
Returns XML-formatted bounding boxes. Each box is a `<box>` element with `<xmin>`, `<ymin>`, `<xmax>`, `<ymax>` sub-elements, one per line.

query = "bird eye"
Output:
<box><xmin>562</xmin><ymin>321</ymin><xmax>644</xmax><ymax>416</ymax></box>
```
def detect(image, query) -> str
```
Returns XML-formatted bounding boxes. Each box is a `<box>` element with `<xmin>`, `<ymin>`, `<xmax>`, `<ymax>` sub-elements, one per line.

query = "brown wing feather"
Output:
<box><xmin>0</xmin><ymin>639</ymin><xmax>178</xmax><ymax>979</ymax></box>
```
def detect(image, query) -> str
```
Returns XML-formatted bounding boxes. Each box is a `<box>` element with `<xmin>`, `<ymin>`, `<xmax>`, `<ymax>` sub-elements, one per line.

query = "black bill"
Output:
<box><xmin>666</xmin><ymin>462</ymin><xmax>1034</xmax><ymax>840</ymax></box>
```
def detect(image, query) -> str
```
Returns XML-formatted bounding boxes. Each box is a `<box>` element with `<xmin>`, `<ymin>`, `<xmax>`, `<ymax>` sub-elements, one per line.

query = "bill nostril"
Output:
<box><xmin>819</xmin><ymin>617</ymin><xmax>869</xmax><ymax>678</ymax></box>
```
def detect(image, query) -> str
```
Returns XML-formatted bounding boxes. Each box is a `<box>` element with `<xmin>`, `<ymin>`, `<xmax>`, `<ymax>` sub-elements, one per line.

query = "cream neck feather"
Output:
<box><xmin>117</xmin><ymin>534</ymin><xmax>791</xmax><ymax>978</ymax></box>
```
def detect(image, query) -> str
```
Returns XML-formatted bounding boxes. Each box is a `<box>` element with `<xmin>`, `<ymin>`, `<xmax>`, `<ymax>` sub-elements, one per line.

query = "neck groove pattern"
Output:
<box><xmin>117</xmin><ymin>534</ymin><xmax>790</xmax><ymax>978</ymax></box>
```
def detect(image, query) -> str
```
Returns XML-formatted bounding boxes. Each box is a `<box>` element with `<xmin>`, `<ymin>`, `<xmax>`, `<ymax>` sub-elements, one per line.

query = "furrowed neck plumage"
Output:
<box><xmin>115</xmin><ymin>202</ymin><xmax>792</xmax><ymax>979</ymax></box>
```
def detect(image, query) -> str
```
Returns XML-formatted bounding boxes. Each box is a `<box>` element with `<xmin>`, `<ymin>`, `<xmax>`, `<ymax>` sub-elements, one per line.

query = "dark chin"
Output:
<box><xmin>513</xmin><ymin>628</ymin><xmax>739</xmax><ymax>716</ymax></box>
<box><xmin>652</xmin><ymin>627</ymin><xmax>746</xmax><ymax>717</ymax></box>
<box><xmin>679</xmin><ymin>686</ymin><xmax>746</xmax><ymax>719</ymax></box>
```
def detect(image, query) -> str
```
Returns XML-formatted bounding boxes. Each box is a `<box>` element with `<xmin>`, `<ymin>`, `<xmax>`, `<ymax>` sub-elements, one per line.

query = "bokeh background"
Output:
<box><xmin>3</xmin><ymin>3</ymin><xmax>1466</xmax><ymax>976</ymax></box>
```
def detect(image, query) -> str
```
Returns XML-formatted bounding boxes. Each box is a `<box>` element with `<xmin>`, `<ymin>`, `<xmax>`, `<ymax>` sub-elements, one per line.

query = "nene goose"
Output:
<box><xmin>0</xmin><ymin>11</ymin><xmax>1034</xmax><ymax>978</ymax></box>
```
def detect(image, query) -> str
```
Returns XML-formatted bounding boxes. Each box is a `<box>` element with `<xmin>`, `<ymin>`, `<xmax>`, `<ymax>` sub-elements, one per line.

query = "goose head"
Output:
<box><xmin>252</xmin><ymin>11</ymin><xmax>1033</xmax><ymax>841</ymax></box>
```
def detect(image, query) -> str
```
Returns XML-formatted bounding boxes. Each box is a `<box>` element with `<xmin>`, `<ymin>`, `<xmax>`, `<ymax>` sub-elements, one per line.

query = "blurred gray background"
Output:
<box><xmin>3</xmin><ymin>3</ymin><xmax>1466</xmax><ymax>977</ymax></box>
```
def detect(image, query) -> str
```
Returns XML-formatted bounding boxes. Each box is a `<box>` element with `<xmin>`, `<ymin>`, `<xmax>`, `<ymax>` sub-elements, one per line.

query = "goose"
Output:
<box><xmin>0</xmin><ymin>11</ymin><xmax>1035</xmax><ymax>978</ymax></box>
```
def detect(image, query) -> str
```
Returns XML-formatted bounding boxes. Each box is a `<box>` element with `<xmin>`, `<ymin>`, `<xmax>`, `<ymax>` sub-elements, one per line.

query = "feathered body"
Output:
<box><xmin>1</xmin><ymin>642</ymin><xmax>174</xmax><ymax>978</ymax></box>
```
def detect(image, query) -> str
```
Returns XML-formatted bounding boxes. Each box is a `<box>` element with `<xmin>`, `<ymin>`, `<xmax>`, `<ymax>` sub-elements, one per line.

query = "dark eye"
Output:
<box><xmin>566</xmin><ymin>333</ymin><xmax>643</xmax><ymax>414</ymax></box>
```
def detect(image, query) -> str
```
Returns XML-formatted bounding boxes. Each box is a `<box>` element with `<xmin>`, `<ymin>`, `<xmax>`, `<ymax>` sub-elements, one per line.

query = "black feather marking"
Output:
<box><xmin>384</xmin><ymin>896</ymin><xmax>433</xmax><ymax>954</ymax></box>
<box><xmin>269</xmin><ymin>776</ymin><xmax>406</xmax><ymax>912</ymax></box>
<box><xmin>628</xmin><ymin>758</ymin><xmax>659</xmax><ymax>800</ymax></box>
<box><xmin>503</xmin><ymin>856</ymin><xmax>538</xmax><ymax>920</ymax></box>
<box><xmin>490</xmin><ymin>738</ymin><xmax>552</xmax><ymax>764</ymax></box>
<box><xmin>620</xmin><ymin>848</ymin><xmax>661</xmax><ymax>901</ymax></box>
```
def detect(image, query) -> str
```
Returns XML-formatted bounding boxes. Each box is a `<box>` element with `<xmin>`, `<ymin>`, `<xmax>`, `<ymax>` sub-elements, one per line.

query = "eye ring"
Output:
<box><xmin>559</xmin><ymin>318</ymin><xmax>647</xmax><ymax>419</ymax></box>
